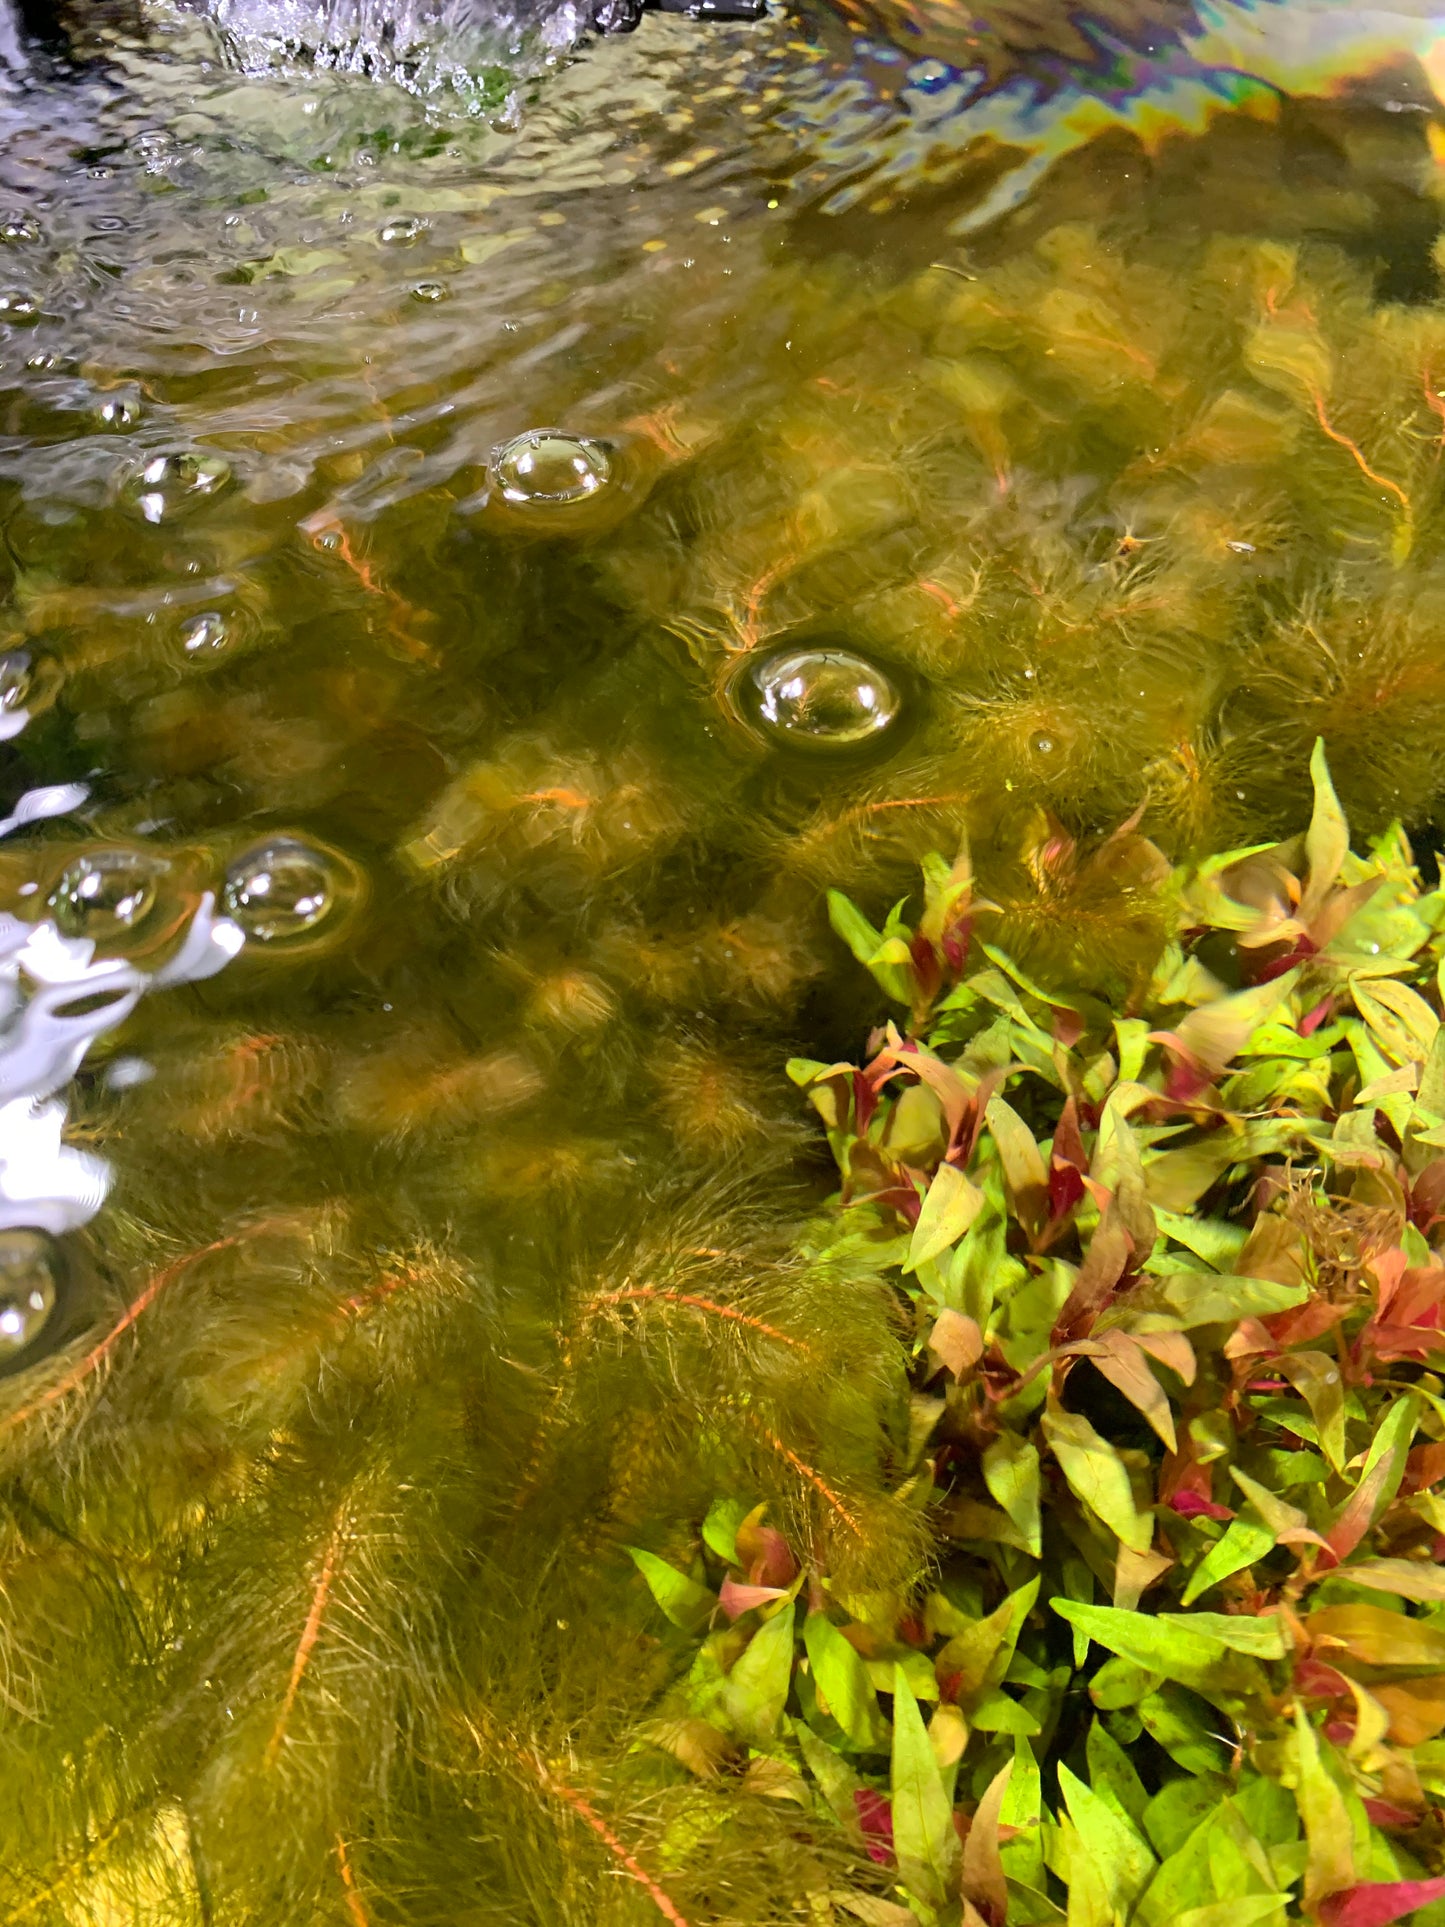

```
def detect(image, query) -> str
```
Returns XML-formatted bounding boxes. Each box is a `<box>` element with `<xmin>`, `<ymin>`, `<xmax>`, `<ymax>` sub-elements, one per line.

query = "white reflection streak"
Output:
<box><xmin>0</xmin><ymin>787</ymin><xmax>244</xmax><ymax>1234</ymax></box>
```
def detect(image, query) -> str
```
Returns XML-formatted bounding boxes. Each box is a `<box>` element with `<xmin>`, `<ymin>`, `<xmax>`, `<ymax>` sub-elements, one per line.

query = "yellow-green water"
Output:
<box><xmin>0</xmin><ymin>0</ymin><xmax>1444</xmax><ymax>1918</ymax></box>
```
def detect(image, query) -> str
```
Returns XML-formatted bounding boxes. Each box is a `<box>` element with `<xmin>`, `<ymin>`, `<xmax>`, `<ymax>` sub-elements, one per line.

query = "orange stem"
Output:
<box><xmin>266</xmin><ymin>1510</ymin><xmax>347</xmax><ymax>1767</ymax></box>
<box><xmin>0</xmin><ymin>1232</ymin><xmax>256</xmax><ymax>1434</ymax></box>
<box><xmin>582</xmin><ymin>1286</ymin><xmax>811</xmax><ymax>1354</ymax></box>
<box><xmin>754</xmin><ymin>1423</ymin><xmax>863</xmax><ymax>1535</ymax></box>
<box><xmin>543</xmin><ymin>1779</ymin><xmax>693</xmax><ymax>1927</ymax></box>
<box><xmin>1309</xmin><ymin>389</ymin><xmax>1412</xmax><ymax>519</ymax></box>
<box><xmin>335</xmin><ymin>1836</ymin><xmax>371</xmax><ymax>1927</ymax></box>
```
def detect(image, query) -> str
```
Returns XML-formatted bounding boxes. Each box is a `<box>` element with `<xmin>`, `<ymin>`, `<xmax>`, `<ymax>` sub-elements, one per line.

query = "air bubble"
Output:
<box><xmin>119</xmin><ymin>449</ymin><xmax>232</xmax><ymax>524</ymax></box>
<box><xmin>50</xmin><ymin>848</ymin><xmax>169</xmax><ymax>943</ymax></box>
<box><xmin>490</xmin><ymin>429</ymin><xmax>612</xmax><ymax>506</ymax></box>
<box><xmin>744</xmin><ymin>646</ymin><xmax>902</xmax><ymax>750</ymax></box>
<box><xmin>1029</xmin><ymin>732</ymin><xmax>1058</xmax><ymax>758</ymax></box>
<box><xmin>379</xmin><ymin>217</ymin><xmax>427</xmax><ymax>245</ymax></box>
<box><xmin>0</xmin><ymin>293</ymin><xmax>38</xmax><ymax>326</ymax></box>
<box><xmin>410</xmin><ymin>281</ymin><xmax>449</xmax><ymax>303</ymax></box>
<box><xmin>95</xmin><ymin>394</ymin><xmax>141</xmax><ymax>431</ymax></box>
<box><xmin>223</xmin><ymin>835</ymin><xmax>363</xmax><ymax>948</ymax></box>
<box><xmin>0</xmin><ymin>215</ymin><xmax>40</xmax><ymax>245</ymax></box>
<box><xmin>0</xmin><ymin>1230</ymin><xmax>59</xmax><ymax>1360</ymax></box>
<box><xmin>179</xmin><ymin>611</ymin><xmax>229</xmax><ymax>657</ymax></box>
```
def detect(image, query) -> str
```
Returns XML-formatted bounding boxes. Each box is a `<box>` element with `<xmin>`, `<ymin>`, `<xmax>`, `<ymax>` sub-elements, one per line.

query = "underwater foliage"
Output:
<box><xmin>772</xmin><ymin>745</ymin><xmax>1445</xmax><ymax>1926</ymax></box>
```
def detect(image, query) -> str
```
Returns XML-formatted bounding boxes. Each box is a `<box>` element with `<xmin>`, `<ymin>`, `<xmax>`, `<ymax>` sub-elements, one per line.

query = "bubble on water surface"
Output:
<box><xmin>119</xmin><ymin>450</ymin><xmax>233</xmax><ymax>524</ymax></box>
<box><xmin>95</xmin><ymin>394</ymin><xmax>142</xmax><ymax>431</ymax></box>
<box><xmin>0</xmin><ymin>1230</ymin><xmax>59</xmax><ymax>1361</ymax></box>
<box><xmin>179</xmin><ymin>611</ymin><xmax>230</xmax><ymax>657</ymax></box>
<box><xmin>490</xmin><ymin>429</ymin><xmax>613</xmax><ymax>506</ymax></box>
<box><xmin>410</xmin><ymin>280</ymin><xmax>449</xmax><ymax>303</ymax></box>
<box><xmin>744</xmin><ymin>646</ymin><xmax>903</xmax><ymax>750</ymax></box>
<box><xmin>0</xmin><ymin>293</ymin><xmax>39</xmax><ymax>326</ymax></box>
<box><xmin>50</xmin><ymin>849</ymin><xmax>171</xmax><ymax>944</ymax></box>
<box><xmin>380</xmin><ymin>217</ymin><xmax>427</xmax><ymax>245</ymax></box>
<box><xmin>0</xmin><ymin>215</ymin><xmax>40</xmax><ymax>246</ymax></box>
<box><xmin>222</xmin><ymin>836</ymin><xmax>363</xmax><ymax>948</ymax></box>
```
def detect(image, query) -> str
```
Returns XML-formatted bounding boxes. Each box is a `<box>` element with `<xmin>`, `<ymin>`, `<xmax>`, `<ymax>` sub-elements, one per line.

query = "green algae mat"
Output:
<box><xmin>3</xmin><ymin>2</ymin><xmax>1445</xmax><ymax>1923</ymax></box>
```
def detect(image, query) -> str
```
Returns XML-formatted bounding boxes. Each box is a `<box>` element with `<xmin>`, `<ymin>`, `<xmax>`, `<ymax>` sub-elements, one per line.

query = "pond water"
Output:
<box><xmin>1</xmin><ymin>0</ymin><xmax>1444</xmax><ymax>1918</ymax></box>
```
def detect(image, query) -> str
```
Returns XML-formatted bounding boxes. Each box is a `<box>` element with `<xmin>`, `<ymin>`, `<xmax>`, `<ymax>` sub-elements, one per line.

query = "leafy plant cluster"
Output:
<box><xmin>625</xmin><ymin>747</ymin><xmax>1445</xmax><ymax>1927</ymax></box>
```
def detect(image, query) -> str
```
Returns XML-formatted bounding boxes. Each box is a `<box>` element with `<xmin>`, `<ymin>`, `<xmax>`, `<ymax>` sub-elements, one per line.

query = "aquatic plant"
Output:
<box><xmin>765</xmin><ymin>745</ymin><xmax>1445</xmax><ymax>1925</ymax></box>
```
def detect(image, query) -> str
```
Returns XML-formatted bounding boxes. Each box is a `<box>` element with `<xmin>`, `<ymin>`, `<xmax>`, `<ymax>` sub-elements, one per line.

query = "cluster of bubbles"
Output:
<box><xmin>42</xmin><ymin>835</ymin><xmax>364</xmax><ymax>957</ymax></box>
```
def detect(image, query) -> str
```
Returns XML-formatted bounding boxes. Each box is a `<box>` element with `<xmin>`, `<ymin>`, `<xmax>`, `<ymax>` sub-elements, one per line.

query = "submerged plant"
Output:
<box><xmin>735</xmin><ymin>744</ymin><xmax>1445</xmax><ymax>1926</ymax></box>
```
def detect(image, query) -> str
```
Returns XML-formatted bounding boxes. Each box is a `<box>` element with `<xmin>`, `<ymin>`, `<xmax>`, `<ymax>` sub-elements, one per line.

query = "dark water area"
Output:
<box><xmin>0</xmin><ymin>0</ymin><xmax>1442</xmax><ymax>1918</ymax></box>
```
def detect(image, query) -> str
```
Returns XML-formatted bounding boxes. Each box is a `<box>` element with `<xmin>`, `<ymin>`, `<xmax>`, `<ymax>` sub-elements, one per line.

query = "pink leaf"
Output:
<box><xmin>718</xmin><ymin>1575</ymin><xmax>788</xmax><ymax>1622</ymax></box>
<box><xmin>1169</xmin><ymin>1490</ymin><xmax>1233</xmax><ymax>1521</ymax></box>
<box><xmin>1321</xmin><ymin>1878</ymin><xmax>1445</xmax><ymax>1927</ymax></box>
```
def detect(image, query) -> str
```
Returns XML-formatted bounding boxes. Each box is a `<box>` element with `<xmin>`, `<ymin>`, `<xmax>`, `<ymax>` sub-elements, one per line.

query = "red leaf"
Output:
<box><xmin>853</xmin><ymin>1789</ymin><xmax>894</xmax><ymax>1865</ymax></box>
<box><xmin>1362</xmin><ymin>1801</ymin><xmax>1420</xmax><ymax>1830</ymax></box>
<box><xmin>1168</xmin><ymin>1490</ymin><xmax>1234</xmax><ymax>1521</ymax></box>
<box><xmin>1300</xmin><ymin>995</ymin><xmax>1335</xmax><ymax>1036</ymax></box>
<box><xmin>1320</xmin><ymin>1878</ymin><xmax>1445</xmax><ymax>1927</ymax></box>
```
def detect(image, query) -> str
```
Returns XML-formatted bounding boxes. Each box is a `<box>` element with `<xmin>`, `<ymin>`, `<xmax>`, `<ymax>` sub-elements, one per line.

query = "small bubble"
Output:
<box><xmin>379</xmin><ymin>216</ymin><xmax>427</xmax><ymax>245</ymax></box>
<box><xmin>223</xmin><ymin>835</ymin><xmax>361</xmax><ymax>947</ymax></box>
<box><xmin>745</xmin><ymin>645</ymin><xmax>903</xmax><ymax>750</ymax></box>
<box><xmin>50</xmin><ymin>848</ymin><xmax>169</xmax><ymax>943</ymax></box>
<box><xmin>179</xmin><ymin>611</ymin><xmax>229</xmax><ymax>657</ymax></box>
<box><xmin>0</xmin><ymin>651</ymin><xmax>32</xmax><ymax>712</ymax></box>
<box><xmin>24</xmin><ymin>351</ymin><xmax>61</xmax><ymax>371</ymax></box>
<box><xmin>490</xmin><ymin>429</ymin><xmax>613</xmax><ymax>507</ymax></box>
<box><xmin>94</xmin><ymin>394</ymin><xmax>141</xmax><ymax>431</ymax></box>
<box><xmin>0</xmin><ymin>1230</ymin><xmax>58</xmax><ymax>1360</ymax></box>
<box><xmin>0</xmin><ymin>293</ymin><xmax>39</xmax><ymax>327</ymax></box>
<box><xmin>0</xmin><ymin>214</ymin><xmax>40</xmax><ymax>245</ymax></box>
<box><xmin>409</xmin><ymin>280</ymin><xmax>449</xmax><ymax>303</ymax></box>
<box><xmin>119</xmin><ymin>449</ymin><xmax>232</xmax><ymax>524</ymax></box>
<box><xmin>1029</xmin><ymin>732</ymin><xmax>1057</xmax><ymax>759</ymax></box>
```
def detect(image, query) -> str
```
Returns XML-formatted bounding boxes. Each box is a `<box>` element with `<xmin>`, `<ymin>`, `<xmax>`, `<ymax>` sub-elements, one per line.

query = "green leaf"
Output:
<box><xmin>982</xmin><ymin>1431</ymin><xmax>1042</xmax><ymax>1558</ymax></box>
<box><xmin>722</xmin><ymin>1602</ymin><xmax>796</xmax><ymax>1746</ymax></box>
<box><xmin>1042</xmin><ymin>1404</ymin><xmax>1153</xmax><ymax>1553</ymax></box>
<box><xmin>984</xmin><ymin>1095</ymin><xmax>1050</xmax><ymax>1236</ymax></box>
<box><xmin>804</xmin><ymin>1614</ymin><xmax>887</xmax><ymax>1752</ymax></box>
<box><xmin>1150</xmin><ymin>1273</ymin><xmax>1309</xmax><ymax>1326</ymax></box>
<box><xmin>1137</xmin><ymin>1684</ymin><xmax>1232</xmax><ymax>1776</ymax></box>
<box><xmin>999</xmin><ymin>1736</ymin><xmax>1046</xmax><ymax>1892</ymax></box>
<box><xmin>1175</xmin><ymin>1902</ymin><xmax>1285</xmax><ymax>1927</ymax></box>
<box><xmin>1303</xmin><ymin>737</ymin><xmax>1350</xmax><ymax>921</ymax></box>
<box><xmin>890</xmin><ymin>1662</ymin><xmax>961</xmax><ymax>1908</ymax></box>
<box><xmin>1051</xmin><ymin>1601</ymin><xmax>1273</xmax><ymax>1711</ymax></box>
<box><xmin>626</xmin><ymin>1547</ymin><xmax>716</xmax><ymax>1634</ymax></box>
<box><xmin>1058</xmin><ymin>1762</ymin><xmax>1157</xmax><ymax>1914</ymax></box>
<box><xmin>906</xmin><ymin>1162</ymin><xmax>986</xmax><ymax>1273</ymax></box>
<box><xmin>1086</xmin><ymin>1719</ymin><xmax>1150</xmax><ymax>1829</ymax></box>
<box><xmin>970</xmin><ymin>1689</ymin><xmax>1041</xmax><ymax>1734</ymax></box>
<box><xmin>1278</xmin><ymin>1351</ymin><xmax>1348</xmax><ymax>1473</ymax></box>
<box><xmin>701</xmin><ymin>1497</ymin><xmax>750</xmax><ymax>1565</ymax></box>
<box><xmin>1337</xmin><ymin>1558</ymin><xmax>1445</xmax><ymax>1604</ymax></box>
<box><xmin>1294</xmin><ymin>1706</ymin><xmax>1356</xmax><ymax>1910</ymax></box>
<box><xmin>1181</xmin><ymin>1517</ymin><xmax>1277</xmax><ymax>1605</ymax></box>
<box><xmin>828</xmin><ymin>891</ymin><xmax>914</xmax><ymax>1004</ymax></box>
<box><xmin>794</xmin><ymin>1717</ymin><xmax>861</xmax><ymax>1825</ymax></box>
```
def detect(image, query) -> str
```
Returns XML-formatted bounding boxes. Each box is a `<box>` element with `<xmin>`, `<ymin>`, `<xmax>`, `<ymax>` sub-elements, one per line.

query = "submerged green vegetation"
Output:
<box><xmin>6</xmin><ymin>6</ymin><xmax>1445</xmax><ymax>1925</ymax></box>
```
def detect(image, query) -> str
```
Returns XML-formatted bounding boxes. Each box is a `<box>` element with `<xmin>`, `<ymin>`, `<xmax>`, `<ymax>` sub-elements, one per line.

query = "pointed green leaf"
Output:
<box><xmin>1181</xmin><ymin>1517</ymin><xmax>1277</xmax><ymax>1605</ymax></box>
<box><xmin>1058</xmin><ymin>1763</ymin><xmax>1157</xmax><ymax>1913</ymax></box>
<box><xmin>722</xmin><ymin>1601</ymin><xmax>796</xmax><ymax>1746</ymax></box>
<box><xmin>1086</xmin><ymin>1719</ymin><xmax>1149</xmax><ymax>1829</ymax></box>
<box><xmin>1042</xmin><ymin>1405</ymin><xmax>1153</xmax><ymax>1553</ymax></box>
<box><xmin>907</xmin><ymin>1162</ymin><xmax>986</xmax><ymax>1273</ymax></box>
<box><xmin>626</xmin><ymin>1547</ymin><xmax>716</xmax><ymax>1633</ymax></box>
<box><xmin>983</xmin><ymin>1431</ymin><xmax>1042</xmax><ymax>1558</ymax></box>
<box><xmin>1303</xmin><ymin>738</ymin><xmax>1350</xmax><ymax>921</ymax></box>
<box><xmin>804</xmin><ymin>1614</ymin><xmax>888</xmax><ymax>1751</ymax></box>
<box><xmin>891</xmin><ymin>1663</ymin><xmax>960</xmax><ymax>1907</ymax></box>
